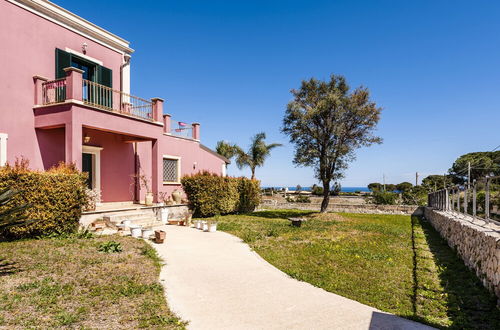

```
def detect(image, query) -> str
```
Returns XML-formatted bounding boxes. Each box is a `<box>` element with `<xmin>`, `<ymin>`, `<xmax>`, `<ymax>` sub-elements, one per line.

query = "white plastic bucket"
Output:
<box><xmin>142</xmin><ymin>229</ymin><xmax>154</xmax><ymax>239</ymax></box>
<box><xmin>161</xmin><ymin>208</ymin><xmax>169</xmax><ymax>224</ymax></box>
<box><xmin>122</xmin><ymin>220</ymin><xmax>132</xmax><ymax>227</ymax></box>
<box><xmin>130</xmin><ymin>225</ymin><xmax>142</xmax><ymax>238</ymax></box>
<box><xmin>202</xmin><ymin>222</ymin><xmax>208</xmax><ymax>232</ymax></box>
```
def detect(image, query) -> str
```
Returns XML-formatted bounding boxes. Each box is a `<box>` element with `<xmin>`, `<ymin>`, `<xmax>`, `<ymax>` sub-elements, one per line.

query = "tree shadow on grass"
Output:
<box><xmin>249</xmin><ymin>210</ymin><xmax>316</xmax><ymax>219</ymax></box>
<box><xmin>410</xmin><ymin>216</ymin><xmax>500</xmax><ymax>329</ymax></box>
<box><xmin>0</xmin><ymin>258</ymin><xmax>19</xmax><ymax>276</ymax></box>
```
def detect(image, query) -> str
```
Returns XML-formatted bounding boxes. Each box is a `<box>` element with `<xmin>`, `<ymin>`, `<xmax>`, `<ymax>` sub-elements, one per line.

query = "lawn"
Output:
<box><xmin>213</xmin><ymin>210</ymin><xmax>500</xmax><ymax>329</ymax></box>
<box><xmin>0</xmin><ymin>234</ymin><xmax>185</xmax><ymax>329</ymax></box>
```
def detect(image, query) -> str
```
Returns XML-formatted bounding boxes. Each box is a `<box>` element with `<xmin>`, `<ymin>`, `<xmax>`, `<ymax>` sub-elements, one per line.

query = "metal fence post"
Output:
<box><xmin>485</xmin><ymin>177</ymin><xmax>490</xmax><ymax>221</ymax></box>
<box><xmin>464</xmin><ymin>187</ymin><xmax>469</xmax><ymax>214</ymax></box>
<box><xmin>472</xmin><ymin>183</ymin><xmax>476</xmax><ymax>218</ymax></box>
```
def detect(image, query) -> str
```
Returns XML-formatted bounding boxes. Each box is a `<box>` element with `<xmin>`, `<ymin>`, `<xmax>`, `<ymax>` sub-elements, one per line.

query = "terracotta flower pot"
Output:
<box><xmin>155</xmin><ymin>230</ymin><xmax>166</xmax><ymax>240</ymax></box>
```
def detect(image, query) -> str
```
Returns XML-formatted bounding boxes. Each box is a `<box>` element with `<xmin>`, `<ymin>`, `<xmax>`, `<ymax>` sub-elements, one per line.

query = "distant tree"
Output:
<box><xmin>449</xmin><ymin>151</ymin><xmax>500</xmax><ymax>184</ymax></box>
<box><xmin>421</xmin><ymin>175</ymin><xmax>453</xmax><ymax>191</ymax></box>
<box><xmin>311</xmin><ymin>184</ymin><xmax>324</xmax><ymax>196</ymax></box>
<box><xmin>369</xmin><ymin>191</ymin><xmax>398</xmax><ymax>205</ymax></box>
<box><xmin>385</xmin><ymin>184</ymin><xmax>397</xmax><ymax>192</ymax></box>
<box><xmin>401</xmin><ymin>185</ymin><xmax>427</xmax><ymax>206</ymax></box>
<box><xmin>296</xmin><ymin>184</ymin><xmax>302</xmax><ymax>192</ymax></box>
<box><xmin>331</xmin><ymin>182</ymin><xmax>342</xmax><ymax>196</ymax></box>
<box><xmin>282</xmin><ymin>75</ymin><xmax>382</xmax><ymax>212</ymax></box>
<box><xmin>368</xmin><ymin>183</ymin><xmax>383</xmax><ymax>191</ymax></box>
<box><xmin>396</xmin><ymin>182</ymin><xmax>413</xmax><ymax>193</ymax></box>
<box><xmin>235</xmin><ymin>132</ymin><xmax>282</xmax><ymax>180</ymax></box>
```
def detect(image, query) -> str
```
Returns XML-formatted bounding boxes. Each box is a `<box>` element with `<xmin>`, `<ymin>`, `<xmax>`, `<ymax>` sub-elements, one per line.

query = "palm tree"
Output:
<box><xmin>235</xmin><ymin>132</ymin><xmax>282</xmax><ymax>180</ymax></box>
<box><xmin>215</xmin><ymin>141</ymin><xmax>239</xmax><ymax>159</ymax></box>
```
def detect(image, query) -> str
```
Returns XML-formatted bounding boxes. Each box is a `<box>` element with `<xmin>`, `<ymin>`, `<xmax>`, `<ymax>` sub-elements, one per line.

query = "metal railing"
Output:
<box><xmin>42</xmin><ymin>78</ymin><xmax>66</xmax><ymax>104</ymax></box>
<box><xmin>170</xmin><ymin>120</ymin><xmax>193</xmax><ymax>138</ymax></box>
<box><xmin>428</xmin><ymin>176</ymin><xmax>500</xmax><ymax>223</ymax></box>
<box><xmin>82</xmin><ymin>79</ymin><xmax>153</xmax><ymax>121</ymax></box>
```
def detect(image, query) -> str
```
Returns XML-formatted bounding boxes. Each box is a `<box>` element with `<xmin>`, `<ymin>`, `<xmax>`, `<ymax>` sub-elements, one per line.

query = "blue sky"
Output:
<box><xmin>56</xmin><ymin>0</ymin><xmax>500</xmax><ymax>187</ymax></box>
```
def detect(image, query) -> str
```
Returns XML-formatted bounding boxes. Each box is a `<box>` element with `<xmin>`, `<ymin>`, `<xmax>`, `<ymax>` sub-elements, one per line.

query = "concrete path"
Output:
<box><xmin>153</xmin><ymin>225</ymin><xmax>433</xmax><ymax>330</ymax></box>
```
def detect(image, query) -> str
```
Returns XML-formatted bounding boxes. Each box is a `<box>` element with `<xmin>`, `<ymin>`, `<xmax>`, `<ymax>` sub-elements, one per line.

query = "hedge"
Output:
<box><xmin>0</xmin><ymin>160</ymin><xmax>88</xmax><ymax>238</ymax></box>
<box><xmin>181</xmin><ymin>172</ymin><xmax>261</xmax><ymax>217</ymax></box>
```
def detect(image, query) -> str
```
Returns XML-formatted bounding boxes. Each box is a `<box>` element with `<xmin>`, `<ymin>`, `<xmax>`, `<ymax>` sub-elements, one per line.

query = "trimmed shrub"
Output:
<box><xmin>181</xmin><ymin>172</ymin><xmax>238</xmax><ymax>217</ymax></box>
<box><xmin>0</xmin><ymin>160</ymin><xmax>88</xmax><ymax>239</ymax></box>
<box><xmin>237</xmin><ymin>177</ymin><xmax>261</xmax><ymax>213</ymax></box>
<box><xmin>181</xmin><ymin>172</ymin><xmax>261</xmax><ymax>217</ymax></box>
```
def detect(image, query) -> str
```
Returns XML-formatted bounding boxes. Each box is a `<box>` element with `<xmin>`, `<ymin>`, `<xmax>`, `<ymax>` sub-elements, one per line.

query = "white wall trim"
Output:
<box><xmin>83</xmin><ymin>145</ymin><xmax>102</xmax><ymax>192</ymax></box>
<box><xmin>65</xmin><ymin>47</ymin><xmax>103</xmax><ymax>65</ymax></box>
<box><xmin>7</xmin><ymin>0</ymin><xmax>134</xmax><ymax>54</ymax></box>
<box><xmin>0</xmin><ymin>133</ymin><xmax>8</xmax><ymax>167</ymax></box>
<box><xmin>162</xmin><ymin>155</ymin><xmax>181</xmax><ymax>185</ymax></box>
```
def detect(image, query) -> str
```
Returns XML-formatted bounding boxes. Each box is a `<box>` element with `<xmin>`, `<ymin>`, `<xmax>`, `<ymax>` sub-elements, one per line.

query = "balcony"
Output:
<box><xmin>35</xmin><ymin>67</ymin><xmax>161</xmax><ymax>123</ymax></box>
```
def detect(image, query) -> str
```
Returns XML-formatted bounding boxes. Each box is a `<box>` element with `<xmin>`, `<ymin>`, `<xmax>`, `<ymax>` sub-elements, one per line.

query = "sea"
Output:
<box><xmin>263</xmin><ymin>186</ymin><xmax>370</xmax><ymax>193</ymax></box>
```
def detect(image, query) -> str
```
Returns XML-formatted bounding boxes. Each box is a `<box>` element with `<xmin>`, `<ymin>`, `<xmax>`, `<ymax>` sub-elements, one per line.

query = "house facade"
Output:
<box><xmin>0</xmin><ymin>0</ymin><xmax>229</xmax><ymax>203</ymax></box>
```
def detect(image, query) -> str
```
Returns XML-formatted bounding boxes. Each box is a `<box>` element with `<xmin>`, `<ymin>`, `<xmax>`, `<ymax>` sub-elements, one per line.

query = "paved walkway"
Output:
<box><xmin>153</xmin><ymin>225</ymin><xmax>433</xmax><ymax>330</ymax></box>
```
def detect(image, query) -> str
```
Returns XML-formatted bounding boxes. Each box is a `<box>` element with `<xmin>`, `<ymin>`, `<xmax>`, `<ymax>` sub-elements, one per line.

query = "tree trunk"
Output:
<box><xmin>320</xmin><ymin>180</ymin><xmax>330</xmax><ymax>213</ymax></box>
<box><xmin>251</xmin><ymin>168</ymin><xmax>255</xmax><ymax>180</ymax></box>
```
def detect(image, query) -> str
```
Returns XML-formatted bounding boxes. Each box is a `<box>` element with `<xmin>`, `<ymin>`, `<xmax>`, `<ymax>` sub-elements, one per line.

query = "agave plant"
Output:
<box><xmin>0</xmin><ymin>188</ymin><xmax>33</xmax><ymax>230</ymax></box>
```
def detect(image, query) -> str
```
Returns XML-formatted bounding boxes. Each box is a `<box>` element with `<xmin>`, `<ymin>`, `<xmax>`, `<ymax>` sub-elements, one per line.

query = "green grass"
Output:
<box><xmin>211</xmin><ymin>210</ymin><xmax>500</xmax><ymax>329</ymax></box>
<box><xmin>0</xmin><ymin>235</ymin><xmax>185</xmax><ymax>329</ymax></box>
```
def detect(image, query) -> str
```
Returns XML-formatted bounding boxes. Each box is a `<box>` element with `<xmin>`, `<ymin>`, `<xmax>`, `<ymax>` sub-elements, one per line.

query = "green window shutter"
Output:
<box><xmin>55</xmin><ymin>48</ymin><xmax>71</xmax><ymax>79</ymax></box>
<box><xmin>98</xmin><ymin>65</ymin><xmax>112</xmax><ymax>88</ymax></box>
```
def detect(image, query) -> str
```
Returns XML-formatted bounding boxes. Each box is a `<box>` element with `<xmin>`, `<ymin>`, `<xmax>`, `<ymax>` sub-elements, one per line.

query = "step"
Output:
<box><xmin>103</xmin><ymin>211</ymin><xmax>157</xmax><ymax>223</ymax></box>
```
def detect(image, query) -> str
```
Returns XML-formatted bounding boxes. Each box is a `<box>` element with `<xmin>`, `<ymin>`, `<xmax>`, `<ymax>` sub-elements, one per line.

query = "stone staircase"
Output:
<box><xmin>102</xmin><ymin>208</ymin><xmax>163</xmax><ymax>230</ymax></box>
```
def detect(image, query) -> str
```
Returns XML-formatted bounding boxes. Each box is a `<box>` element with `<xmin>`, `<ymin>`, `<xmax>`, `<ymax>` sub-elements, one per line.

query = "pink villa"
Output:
<box><xmin>0</xmin><ymin>0</ymin><xmax>229</xmax><ymax>210</ymax></box>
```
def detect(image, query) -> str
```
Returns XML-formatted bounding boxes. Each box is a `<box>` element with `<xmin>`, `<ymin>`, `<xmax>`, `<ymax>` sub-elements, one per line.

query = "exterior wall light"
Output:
<box><xmin>83</xmin><ymin>135</ymin><xmax>91</xmax><ymax>144</ymax></box>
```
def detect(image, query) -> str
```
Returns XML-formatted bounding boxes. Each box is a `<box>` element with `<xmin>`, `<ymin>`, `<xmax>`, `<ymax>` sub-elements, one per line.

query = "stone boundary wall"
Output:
<box><xmin>423</xmin><ymin>207</ymin><xmax>500</xmax><ymax>300</ymax></box>
<box><xmin>258</xmin><ymin>201</ymin><xmax>422</xmax><ymax>215</ymax></box>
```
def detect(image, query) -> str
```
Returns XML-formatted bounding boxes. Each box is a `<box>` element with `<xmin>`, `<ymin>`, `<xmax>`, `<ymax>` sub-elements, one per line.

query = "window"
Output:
<box><xmin>0</xmin><ymin>133</ymin><xmax>7</xmax><ymax>167</ymax></box>
<box><xmin>163</xmin><ymin>156</ymin><xmax>180</xmax><ymax>183</ymax></box>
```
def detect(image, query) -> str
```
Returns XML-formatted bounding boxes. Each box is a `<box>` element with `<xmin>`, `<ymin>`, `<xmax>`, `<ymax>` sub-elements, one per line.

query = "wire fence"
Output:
<box><xmin>428</xmin><ymin>175</ymin><xmax>500</xmax><ymax>224</ymax></box>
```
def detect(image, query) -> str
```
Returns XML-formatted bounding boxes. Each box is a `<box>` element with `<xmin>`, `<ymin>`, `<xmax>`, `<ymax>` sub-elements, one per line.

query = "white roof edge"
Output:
<box><xmin>9</xmin><ymin>0</ymin><xmax>134</xmax><ymax>54</ymax></box>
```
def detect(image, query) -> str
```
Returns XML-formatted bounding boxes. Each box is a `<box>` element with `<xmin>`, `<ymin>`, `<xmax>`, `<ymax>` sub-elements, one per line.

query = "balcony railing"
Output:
<box><xmin>82</xmin><ymin>80</ymin><xmax>153</xmax><ymax>121</ymax></box>
<box><xmin>39</xmin><ymin>76</ymin><xmax>155</xmax><ymax>122</ymax></box>
<box><xmin>42</xmin><ymin>78</ymin><xmax>66</xmax><ymax>105</ymax></box>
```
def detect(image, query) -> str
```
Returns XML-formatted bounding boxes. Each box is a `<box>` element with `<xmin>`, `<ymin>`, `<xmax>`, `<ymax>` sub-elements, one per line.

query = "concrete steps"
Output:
<box><xmin>103</xmin><ymin>209</ymin><xmax>162</xmax><ymax>229</ymax></box>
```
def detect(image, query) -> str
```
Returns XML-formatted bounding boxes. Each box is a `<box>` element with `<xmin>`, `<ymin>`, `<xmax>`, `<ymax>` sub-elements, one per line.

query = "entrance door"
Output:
<box><xmin>82</xmin><ymin>153</ymin><xmax>93</xmax><ymax>189</ymax></box>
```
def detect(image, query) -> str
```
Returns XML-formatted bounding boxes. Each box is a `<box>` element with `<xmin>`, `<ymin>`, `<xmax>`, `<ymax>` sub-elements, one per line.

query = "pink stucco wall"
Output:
<box><xmin>1</xmin><ymin>1</ymin><xmax>227</xmax><ymax>203</ymax></box>
<box><xmin>0</xmin><ymin>0</ymin><xmax>122</xmax><ymax>168</ymax></box>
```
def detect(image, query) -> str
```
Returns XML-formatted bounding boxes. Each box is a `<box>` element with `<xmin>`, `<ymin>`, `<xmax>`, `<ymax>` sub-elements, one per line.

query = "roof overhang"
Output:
<box><xmin>8</xmin><ymin>0</ymin><xmax>134</xmax><ymax>54</ymax></box>
<box><xmin>200</xmin><ymin>144</ymin><xmax>231</xmax><ymax>164</ymax></box>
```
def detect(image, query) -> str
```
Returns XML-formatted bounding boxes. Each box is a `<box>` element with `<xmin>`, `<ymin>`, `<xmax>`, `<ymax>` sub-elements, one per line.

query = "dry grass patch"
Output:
<box><xmin>0</xmin><ymin>235</ymin><xmax>185</xmax><ymax>329</ymax></box>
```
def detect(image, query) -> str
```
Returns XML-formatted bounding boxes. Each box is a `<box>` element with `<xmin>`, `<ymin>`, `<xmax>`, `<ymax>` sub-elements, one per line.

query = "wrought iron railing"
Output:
<box><xmin>428</xmin><ymin>175</ymin><xmax>500</xmax><ymax>223</ymax></box>
<box><xmin>170</xmin><ymin>120</ymin><xmax>193</xmax><ymax>138</ymax></box>
<box><xmin>82</xmin><ymin>79</ymin><xmax>153</xmax><ymax>121</ymax></box>
<box><xmin>42</xmin><ymin>78</ymin><xmax>66</xmax><ymax>105</ymax></box>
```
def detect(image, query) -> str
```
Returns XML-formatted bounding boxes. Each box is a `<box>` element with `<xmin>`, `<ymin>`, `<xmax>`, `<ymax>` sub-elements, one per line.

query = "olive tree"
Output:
<box><xmin>282</xmin><ymin>74</ymin><xmax>382</xmax><ymax>212</ymax></box>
